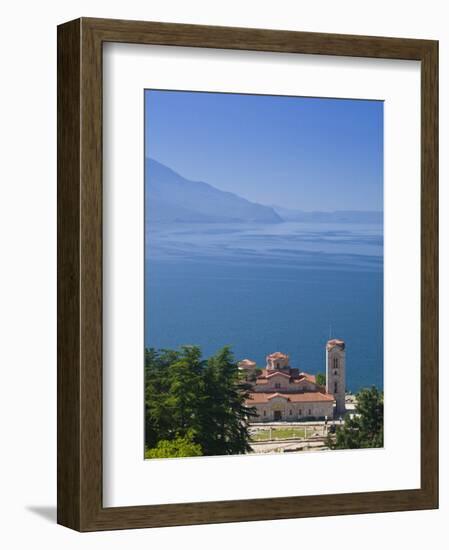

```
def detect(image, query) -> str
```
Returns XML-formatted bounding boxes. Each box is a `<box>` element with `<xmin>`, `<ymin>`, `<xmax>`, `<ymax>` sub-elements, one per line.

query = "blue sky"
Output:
<box><xmin>145</xmin><ymin>90</ymin><xmax>383</xmax><ymax>212</ymax></box>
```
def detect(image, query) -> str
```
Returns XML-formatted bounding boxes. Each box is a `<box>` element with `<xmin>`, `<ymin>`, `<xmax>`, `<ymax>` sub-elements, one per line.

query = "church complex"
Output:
<box><xmin>239</xmin><ymin>339</ymin><xmax>346</xmax><ymax>422</ymax></box>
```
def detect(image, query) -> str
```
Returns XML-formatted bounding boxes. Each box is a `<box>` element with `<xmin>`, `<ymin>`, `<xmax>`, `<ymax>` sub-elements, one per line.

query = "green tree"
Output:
<box><xmin>166</xmin><ymin>345</ymin><xmax>205</xmax><ymax>439</ymax></box>
<box><xmin>144</xmin><ymin>347</ymin><xmax>181</xmax><ymax>448</ymax></box>
<box><xmin>315</xmin><ymin>372</ymin><xmax>326</xmax><ymax>386</ymax></box>
<box><xmin>145</xmin><ymin>432</ymin><xmax>202</xmax><ymax>459</ymax></box>
<box><xmin>144</xmin><ymin>345</ymin><xmax>257</xmax><ymax>457</ymax></box>
<box><xmin>330</xmin><ymin>386</ymin><xmax>383</xmax><ymax>449</ymax></box>
<box><xmin>200</xmin><ymin>346</ymin><xmax>257</xmax><ymax>455</ymax></box>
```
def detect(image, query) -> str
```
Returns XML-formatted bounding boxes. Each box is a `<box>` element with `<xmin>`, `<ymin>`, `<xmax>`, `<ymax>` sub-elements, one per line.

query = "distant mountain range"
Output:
<box><xmin>145</xmin><ymin>159</ymin><xmax>282</xmax><ymax>224</ymax></box>
<box><xmin>271</xmin><ymin>205</ymin><xmax>383</xmax><ymax>224</ymax></box>
<box><xmin>145</xmin><ymin>159</ymin><xmax>383</xmax><ymax>225</ymax></box>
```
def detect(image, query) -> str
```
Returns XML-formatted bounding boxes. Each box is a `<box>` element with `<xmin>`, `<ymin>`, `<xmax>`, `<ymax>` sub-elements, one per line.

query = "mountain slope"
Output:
<box><xmin>145</xmin><ymin>159</ymin><xmax>282</xmax><ymax>224</ymax></box>
<box><xmin>272</xmin><ymin>205</ymin><xmax>383</xmax><ymax>224</ymax></box>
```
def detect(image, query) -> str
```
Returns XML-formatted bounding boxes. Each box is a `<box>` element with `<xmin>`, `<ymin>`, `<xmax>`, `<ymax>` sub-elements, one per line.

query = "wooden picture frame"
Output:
<box><xmin>57</xmin><ymin>17</ymin><xmax>438</xmax><ymax>531</ymax></box>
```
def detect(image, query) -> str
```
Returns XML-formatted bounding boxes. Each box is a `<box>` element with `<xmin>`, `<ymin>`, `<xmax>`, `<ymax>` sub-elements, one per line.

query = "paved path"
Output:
<box><xmin>250</xmin><ymin>438</ymin><xmax>330</xmax><ymax>453</ymax></box>
<box><xmin>247</xmin><ymin>405</ymin><xmax>357</xmax><ymax>454</ymax></box>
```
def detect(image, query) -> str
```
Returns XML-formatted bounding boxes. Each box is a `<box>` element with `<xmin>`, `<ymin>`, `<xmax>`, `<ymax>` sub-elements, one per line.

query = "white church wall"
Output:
<box><xmin>249</xmin><ymin>401</ymin><xmax>334</xmax><ymax>422</ymax></box>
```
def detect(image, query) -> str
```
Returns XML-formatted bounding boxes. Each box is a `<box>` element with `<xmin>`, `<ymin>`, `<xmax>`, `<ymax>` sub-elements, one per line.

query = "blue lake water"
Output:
<box><xmin>145</xmin><ymin>221</ymin><xmax>383</xmax><ymax>392</ymax></box>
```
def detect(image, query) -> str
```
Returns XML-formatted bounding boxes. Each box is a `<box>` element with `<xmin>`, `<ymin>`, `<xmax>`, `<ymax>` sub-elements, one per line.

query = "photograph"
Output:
<box><xmin>143</xmin><ymin>90</ymin><xmax>384</xmax><ymax>459</ymax></box>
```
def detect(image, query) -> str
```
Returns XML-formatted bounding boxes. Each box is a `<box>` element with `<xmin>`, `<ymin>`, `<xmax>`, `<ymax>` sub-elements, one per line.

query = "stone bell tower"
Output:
<box><xmin>326</xmin><ymin>339</ymin><xmax>346</xmax><ymax>417</ymax></box>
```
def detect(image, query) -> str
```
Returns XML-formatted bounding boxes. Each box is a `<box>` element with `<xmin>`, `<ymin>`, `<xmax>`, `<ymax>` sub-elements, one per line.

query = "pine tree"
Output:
<box><xmin>144</xmin><ymin>345</ymin><xmax>256</xmax><ymax>457</ymax></box>
<box><xmin>200</xmin><ymin>346</ymin><xmax>257</xmax><ymax>455</ymax></box>
<box><xmin>144</xmin><ymin>348</ymin><xmax>180</xmax><ymax>447</ymax></box>
<box><xmin>165</xmin><ymin>346</ymin><xmax>205</xmax><ymax>439</ymax></box>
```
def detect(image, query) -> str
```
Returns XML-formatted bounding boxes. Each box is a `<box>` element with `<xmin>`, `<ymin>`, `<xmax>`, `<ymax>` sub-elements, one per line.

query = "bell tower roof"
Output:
<box><xmin>326</xmin><ymin>339</ymin><xmax>345</xmax><ymax>351</ymax></box>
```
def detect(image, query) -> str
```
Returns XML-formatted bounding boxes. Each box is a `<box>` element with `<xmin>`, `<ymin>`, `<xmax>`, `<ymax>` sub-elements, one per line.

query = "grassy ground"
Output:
<box><xmin>250</xmin><ymin>427</ymin><xmax>308</xmax><ymax>441</ymax></box>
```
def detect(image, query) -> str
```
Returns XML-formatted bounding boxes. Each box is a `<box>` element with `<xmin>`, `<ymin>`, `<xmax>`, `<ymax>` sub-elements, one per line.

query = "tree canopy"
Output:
<box><xmin>145</xmin><ymin>345</ymin><xmax>257</xmax><ymax>458</ymax></box>
<box><xmin>330</xmin><ymin>386</ymin><xmax>383</xmax><ymax>449</ymax></box>
<box><xmin>144</xmin><ymin>432</ymin><xmax>202</xmax><ymax>459</ymax></box>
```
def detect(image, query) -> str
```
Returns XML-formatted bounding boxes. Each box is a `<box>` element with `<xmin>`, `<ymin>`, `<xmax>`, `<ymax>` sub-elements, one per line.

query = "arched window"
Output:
<box><xmin>334</xmin><ymin>382</ymin><xmax>338</xmax><ymax>393</ymax></box>
<box><xmin>333</xmin><ymin>357</ymin><xmax>339</xmax><ymax>369</ymax></box>
<box><xmin>275</xmin><ymin>382</ymin><xmax>281</xmax><ymax>389</ymax></box>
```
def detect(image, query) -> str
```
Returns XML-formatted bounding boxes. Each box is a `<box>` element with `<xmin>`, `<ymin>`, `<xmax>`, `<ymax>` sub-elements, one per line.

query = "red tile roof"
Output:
<box><xmin>247</xmin><ymin>392</ymin><xmax>334</xmax><ymax>404</ymax></box>
<box><xmin>265</xmin><ymin>371</ymin><xmax>291</xmax><ymax>379</ymax></box>
<box><xmin>301</xmin><ymin>373</ymin><xmax>316</xmax><ymax>383</ymax></box>
<box><xmin>255</xmin><ymin>369</ymin><xmax>319</xmax><ymax>387</ymax></box>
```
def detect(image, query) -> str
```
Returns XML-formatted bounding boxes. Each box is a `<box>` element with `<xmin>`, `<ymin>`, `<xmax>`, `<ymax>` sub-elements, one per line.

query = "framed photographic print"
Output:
<box><xmin>57</xmin><ymin>17</ymin><xmax>438</xmax><ymax>531</ymax></box>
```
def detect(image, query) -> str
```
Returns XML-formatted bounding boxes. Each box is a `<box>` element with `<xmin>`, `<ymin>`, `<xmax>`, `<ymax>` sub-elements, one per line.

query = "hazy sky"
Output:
<box><xmin>145</xmin><ymin>90</ymin><xmax>383</xmax><ymax>212</ymax></box>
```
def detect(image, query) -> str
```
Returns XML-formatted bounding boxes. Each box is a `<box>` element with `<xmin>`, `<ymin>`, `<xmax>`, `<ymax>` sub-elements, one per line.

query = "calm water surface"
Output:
<box><xmin>145</xmin><ymin>221</ymin><xmax>383</xmax><ymax>392</ymax></box>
